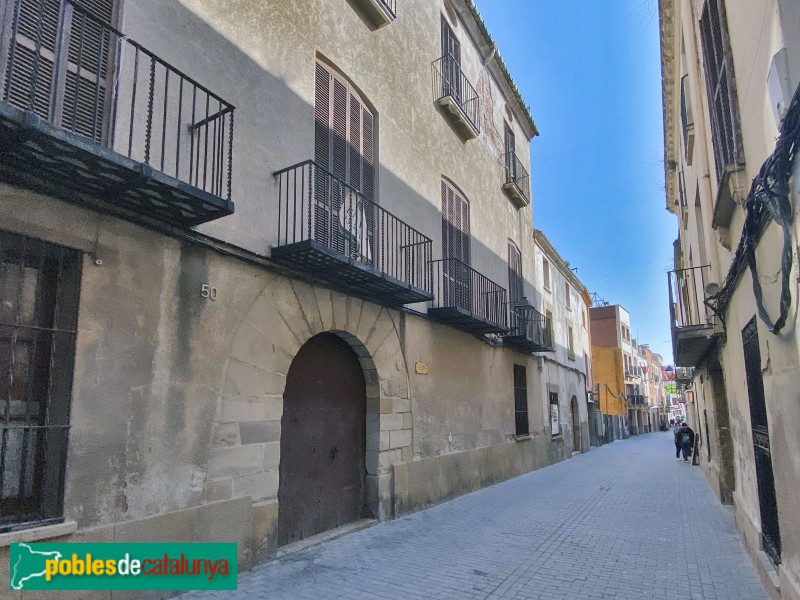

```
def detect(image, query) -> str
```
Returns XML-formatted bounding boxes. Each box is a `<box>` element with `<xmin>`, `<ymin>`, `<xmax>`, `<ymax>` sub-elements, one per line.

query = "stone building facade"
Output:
<box><xmin>0</xmin><ymin>0</ymin><xmax>587</xmax><ymax>588</ymax></box>
<box><xmin>660</xmin><ymin>0</ymin><xmax>800</xmax><ymax>597</ymax></box>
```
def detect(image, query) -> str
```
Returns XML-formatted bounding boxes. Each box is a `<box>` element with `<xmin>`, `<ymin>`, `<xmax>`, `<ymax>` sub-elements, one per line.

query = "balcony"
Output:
<box><xmin>431</xmin><ymin>56</ymin><xmax>480</xmax><ymax>140</ymax></box>
<box><xmin>627</xmin><ymin>394</ymin><xmax>647</xmax><ymax>407</ymax></box>
<box><xmin>429</xmin><ymin>258</ymin><xmax>507</xmax><ymax>334</ymax></box>
<box><xmin>501</xmin><ymin>152</ymin><xmax>530</xmax><ymax>208</ymax></box>
<box><xmin>272</xmin><ymin>160</ymin><xmax>433</xmax><ymax>306</ymax></box>
<box><xmin>352</xmin><ymin>0</ymin><xmax>397</xmax><ymax>27</ymax></box>
<box><xmin>625</xmin><ymin>367</ymin><xmax>641</xmax><ymax>380</ymax></box>
<box><xmin>675</xmin><ymin>366</ymin><xmax>695</xmax><ymax>383</ymax></box>
<box><xmin>668</xmin><ymin>265</ymin><xmax>721</xmax><ymax>367</ymax></box>
<box><xmin>502</xmin><ymin>299</ymin><xmax>553</xmax><ymax>352</ymax></box>
<box><xmin>0</xmin><ymin>0</ymin><xmax>235</xmax><ymax>227</ymax></box>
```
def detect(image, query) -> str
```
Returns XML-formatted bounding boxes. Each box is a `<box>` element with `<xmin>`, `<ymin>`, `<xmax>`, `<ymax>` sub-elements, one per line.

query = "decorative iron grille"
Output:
<box><xmin>0</xmin><ymin>230</ymin><xmax>81</xmax><ymax>532</ymax></box>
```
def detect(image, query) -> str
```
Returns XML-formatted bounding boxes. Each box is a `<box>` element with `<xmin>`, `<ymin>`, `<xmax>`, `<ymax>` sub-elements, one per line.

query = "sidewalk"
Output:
<box><xmin>182</xmin><ymin>432</ymin><xmax>766</xmax><ymax>600</ymax></box>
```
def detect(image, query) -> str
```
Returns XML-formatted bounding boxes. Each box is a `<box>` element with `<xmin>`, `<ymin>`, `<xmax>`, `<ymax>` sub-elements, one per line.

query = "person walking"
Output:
<box><xmin>678</xmin><ymin>422</ymin><xmax>695</xmax><ymax>462</ymax></box>
<box><xmin>673</xmin><ymin>423</ymin><xmax>683</xmax><ymax>460</ymax></box>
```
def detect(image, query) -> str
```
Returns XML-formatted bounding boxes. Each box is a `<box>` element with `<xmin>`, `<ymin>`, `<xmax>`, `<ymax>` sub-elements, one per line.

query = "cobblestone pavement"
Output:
<box><xmin>183</xmin><ymin>432</ymin><xmax>767</xmax><ymax>600</ymax></box>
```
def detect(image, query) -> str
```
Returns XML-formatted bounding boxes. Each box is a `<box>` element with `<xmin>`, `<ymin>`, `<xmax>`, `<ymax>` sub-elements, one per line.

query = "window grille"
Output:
<box><xmin>0</xmin><ymin>231</ymin><xmax>81</xmax><ymax>532</ymax></box>
<box><xmin>513</xmin><ymin>365</ymin><xmax>528</xmax><ymax>436</ymax></box>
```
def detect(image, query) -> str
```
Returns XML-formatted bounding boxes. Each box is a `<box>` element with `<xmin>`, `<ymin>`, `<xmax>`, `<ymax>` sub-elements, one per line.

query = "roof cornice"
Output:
<box><xmin>659</xmin><ymin>0</ymin><xmax>680</xmax><ymax>214</ymax></box>
<box><xmin>533</xmin><ymin>229</ymin><xmax>586</xmax><ymax>292</ymax></box>
<box><xmin>453</xmin><ymin>0</ymin><xmax>539</xmax><ymax>139</ymax></box>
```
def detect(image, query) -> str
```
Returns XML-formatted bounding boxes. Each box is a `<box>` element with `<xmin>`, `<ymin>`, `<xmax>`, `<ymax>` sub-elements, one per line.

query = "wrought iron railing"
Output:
<box><xmin>675</xmin><ymin>366</ymin><xmax>695</xmax><ymax>381</ymax></box>
<box><xmin>502</xmin><ymin>151</ymin><xmax>530</xmax><ymax>202</ymax></box>
<box><xmin>430</xmin><ymin>258</ymin><xmax>507</xmax><ymax>329</ymax></box>
<box><xmin>273</xmin><ymin>160</ymin><xmax>432</xmax><ymax>293</ymax></box>
<box><xmin>507</xmin><ymin>302</ymin><xmax>551</xmax><ymax>348</ymax></box>
<box><xmin>380</xmin><ymin>0</ymin><xmax>397</xmax><ymax>19</ymax></box>
<box><xmin>431</xmin><ymin>55</ymin><xmax>480</xmax><ymax>133</ymax></box>
<box><xmin>627</xmin><ymin>394</ymin><xmax>646</xmax><ymax>406</ymax></box>
<box><xmin>668</xmin><ymin>265</ymin><xmax>713</xmax><ymax>329</ymax></box>
<box><xmin>1</xmin><ymin>0</ymin><xmax>235</xmax><ymax>201</ymax></box>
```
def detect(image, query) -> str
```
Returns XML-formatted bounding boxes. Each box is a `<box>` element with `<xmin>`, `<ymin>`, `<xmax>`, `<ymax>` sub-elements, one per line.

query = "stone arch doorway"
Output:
<box><xmin>277</xmin><ymin>332</ymin><xmax>367</xmax><ymax>546</ymax></box>
<box><xmin>571</xmin><ymin>395</ymin><xmax>581</xmax><ymax>452</ymax></box>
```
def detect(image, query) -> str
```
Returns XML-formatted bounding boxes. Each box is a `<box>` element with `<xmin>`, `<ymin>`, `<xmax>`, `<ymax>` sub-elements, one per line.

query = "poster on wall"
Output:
<box><xmin>550</xmin><ymin>403</ymin><xmax>559</xmax><ymax>435</ymax></box>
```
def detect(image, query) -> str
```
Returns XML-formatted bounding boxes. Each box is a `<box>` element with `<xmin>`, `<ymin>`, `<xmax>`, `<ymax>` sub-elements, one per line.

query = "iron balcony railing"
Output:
<box><xmin>502</xmin><ymin>151</ymin><xmax>530</xmax><ymax>203</ymax></box>
<box><xmin>431</xmin><ymin>55</ymin><xmax>480</xmax><ymax>133</ymax></box>
<box><xmin>429</xmin><ymin>258</ymin><xmax>507</xmax><ymax>331</ymax></box>
<box><xmin>273</xmin><ymin>160</ymin><xmax>433</xmax><ymax>296</ymax></box>
<box><xmin>675</xmin><ymin>366</ymin><xmax>695</xmax><ymax>381</ymax></box>
<box><xmin>627</xmin><ymin>394</ymin><xmax>647</xmax><ymax>406</ymax></box>
<box><xmin>1</xmin><ymin>0</ymin><xmax>234</xmax><ymax>203</ymax></box>
<box><xmin>380</xmin><ymin>0</ymin><xmax>397</xmax><ymax>19</ymax></box>
<box><xmin>507</xmin><ymin>302</ymin><xmax>552</xmax><ymax>349</ymax></box>
<box><xmin>668</xmin><ymin>265</ymin><xmax>713</xmax><ymax>329</ymax></box>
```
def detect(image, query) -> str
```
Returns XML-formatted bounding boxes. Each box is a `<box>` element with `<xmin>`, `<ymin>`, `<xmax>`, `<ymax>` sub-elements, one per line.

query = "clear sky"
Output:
<box><xmin>476</xmin><ymin>0</ymin><xmax>677</xmax><ymax>364</ymax></box>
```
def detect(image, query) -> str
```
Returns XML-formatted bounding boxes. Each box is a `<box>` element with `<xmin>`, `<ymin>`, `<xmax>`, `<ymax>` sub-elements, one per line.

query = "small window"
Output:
<box><xmin>565</xmin><ymin>282</ymin><xmax>571</xmax><ymax>310</ymax></box>
<box><xmin>543</xmin><ymin>259</ymin><xmax>551</xmax><ymax>291</ymax></box>
<box><xmin>545</xmin><ymin>309</ymin><xmax>553</xmax><ymax>342</ymax></box>
<box><xmin>581</xmin><ymin>308</ymin><xmax>586</xmax><ymax>329</ymax></box>
<box><xmin>513</xmin><ymin>365</ymin><xmax>528</xmax><ymax>437</ymax></box>
<box><xmin>0</xmin><ymin>231</ymin><xmax>81</xmax><ymax>532</ymax></box>
<box><xmin>549</xmin><ymin>392</ymin><xmax>560</xmax><ymax>436</ymax></box>
<box><xmin>568</xmin><ymin>326</ymin><xmax>575</xmax><ymax>360</ymax></box>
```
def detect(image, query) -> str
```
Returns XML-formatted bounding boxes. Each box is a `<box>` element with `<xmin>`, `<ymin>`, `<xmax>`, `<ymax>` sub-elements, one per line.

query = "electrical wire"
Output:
<box><xmin>705</xmin><ymin>81</ymin><xmax>800</xmax><ymax>334</ymax></box>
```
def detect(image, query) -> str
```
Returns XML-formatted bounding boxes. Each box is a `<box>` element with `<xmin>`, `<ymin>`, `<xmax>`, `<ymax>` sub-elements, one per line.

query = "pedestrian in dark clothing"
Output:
<box><xmin>673</xmin><ymin>425</ymin><xmax>682</xmax><ymax>459</ymax></box>
<box><xmin>678</xmin><ymin>422</ymin><xmax>695</xmax><ymax>462</ymax></box>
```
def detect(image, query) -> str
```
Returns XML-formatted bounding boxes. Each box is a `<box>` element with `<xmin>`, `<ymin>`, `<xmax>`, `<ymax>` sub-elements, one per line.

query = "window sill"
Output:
<box><xmin>514</xmin><ymin>434</ymin><xmax>531</xmax><ymax>442</ymax></box>
<box><xmin>0</xmin><ymin>520</ymin><xmax>77</xmax><ymax>547</ymax></box>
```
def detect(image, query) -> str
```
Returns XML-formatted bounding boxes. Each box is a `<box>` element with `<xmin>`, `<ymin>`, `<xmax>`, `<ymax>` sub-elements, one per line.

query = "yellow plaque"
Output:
<box><xmin>415</xmin><ymin>361</ymin><xmax>429</xmax><ymax>375</ymax></box>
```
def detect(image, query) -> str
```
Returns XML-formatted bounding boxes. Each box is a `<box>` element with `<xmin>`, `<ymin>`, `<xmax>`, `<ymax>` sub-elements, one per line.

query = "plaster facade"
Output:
<box><xmin>660</xmin><ymin>0</ymin><xmax>800</xmax><ymax>597</ymax></box>
<box><xmin>0</xmin><ymin>0</ymin><xmax>593</xmax><ymax>587</ymax></box>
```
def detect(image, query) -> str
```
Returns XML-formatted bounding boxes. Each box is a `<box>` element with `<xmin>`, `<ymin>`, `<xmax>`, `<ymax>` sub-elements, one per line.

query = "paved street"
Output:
<box><xmin>185</xmin><ymin>433</ymin><xmax>766</xmax><ymax>600</ymax></box>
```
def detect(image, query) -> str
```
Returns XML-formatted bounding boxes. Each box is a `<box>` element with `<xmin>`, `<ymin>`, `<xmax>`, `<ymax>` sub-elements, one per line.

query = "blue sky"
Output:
<box><xmin>476</xmin><ymin>0</ymin><xmax>676</xmax><ymax>363</ymax></box>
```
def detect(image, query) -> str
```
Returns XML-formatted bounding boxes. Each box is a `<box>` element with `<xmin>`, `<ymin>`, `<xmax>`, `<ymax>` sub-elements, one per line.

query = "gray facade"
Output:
<box><xmin>0</xmin><ymin>0</ymin><xmax>587</xmax><ymax>588</ymax></box>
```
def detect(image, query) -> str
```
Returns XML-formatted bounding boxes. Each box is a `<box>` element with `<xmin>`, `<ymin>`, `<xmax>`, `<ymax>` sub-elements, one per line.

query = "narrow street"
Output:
<box><xmin>184</xmin><ymin>433</ymin><xmax>766</xmax><ymax>600</ymax></box>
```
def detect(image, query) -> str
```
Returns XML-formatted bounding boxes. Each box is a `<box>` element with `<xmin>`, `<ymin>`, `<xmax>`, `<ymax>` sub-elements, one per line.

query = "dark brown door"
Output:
<box><xmin>440</xmin><ymin>17</ymin><xmax>461</xmax><ymax>102</ymax></box>
<box><xmin>571</xmin><ymin>396</ymin><xmax>580</xmax><ymax>451</ymax></box>
<box><xmin>277</xmin><ymin>333</ymin><xmax>366</xmax><ymax>546</ymax></box>
<box><xmin>742</xmin><ymin>318</ymin><xmax>781</xmax><ymax>564</ymax></box>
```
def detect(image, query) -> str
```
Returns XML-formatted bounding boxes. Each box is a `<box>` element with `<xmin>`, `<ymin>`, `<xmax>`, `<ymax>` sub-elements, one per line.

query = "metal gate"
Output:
<box><xmin>742</xmin><ymin>318</ymin><xmax>781</xmax><ymax>564</ymax></box>
<box><xmin>277</xmin><ymin>333</ymin><xmax>366</xmax><ymax>546</ymax></box>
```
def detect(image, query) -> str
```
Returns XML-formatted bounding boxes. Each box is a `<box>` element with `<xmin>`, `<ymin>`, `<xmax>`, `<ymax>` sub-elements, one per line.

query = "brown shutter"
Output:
<box><xmin>508</xmin><ymin>241</ymin><xmax>522</xmax><ymax>302</ymax></box>
<box><xmin>313</xmin><ymin>62</ymin><xmax>332</xmax><ymax>246</ymax></box>
<box><xmin>362</xmin><ymin>107</ymin><xmax>374</xmax><ymax>200</ymax></box>
<box><xmin>3</xmin><ymin>0</ymin><xmax>115</xmax><ymax>143</ymax></box>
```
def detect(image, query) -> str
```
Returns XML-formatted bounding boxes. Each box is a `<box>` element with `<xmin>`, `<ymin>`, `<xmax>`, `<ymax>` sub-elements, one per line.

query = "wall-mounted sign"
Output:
<box><xmin>415</xmin><ymin>362</ymin><xmax>429</xmax><ymax>375</ymax></box>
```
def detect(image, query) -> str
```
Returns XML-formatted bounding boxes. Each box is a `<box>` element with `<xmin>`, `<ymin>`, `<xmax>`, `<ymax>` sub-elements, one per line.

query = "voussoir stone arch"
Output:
<box><xmin>206</xmin><ymin>274</ymin><xmax>410</xmax><ymax>539</ymax></box>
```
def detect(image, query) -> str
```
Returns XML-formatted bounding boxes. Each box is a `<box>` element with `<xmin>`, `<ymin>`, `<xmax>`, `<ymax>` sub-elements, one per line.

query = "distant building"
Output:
<box><xmin>533</xmin><ymin>230</ymin><xmax>594</xmax><ymax>452</ymax></box>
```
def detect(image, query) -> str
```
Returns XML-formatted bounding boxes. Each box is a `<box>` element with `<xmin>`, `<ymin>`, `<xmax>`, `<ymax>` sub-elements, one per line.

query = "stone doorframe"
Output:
<box><xmin>206</xmin><ymin>276</ymin><xmax>411</xmax><ymax>535</ymax></box>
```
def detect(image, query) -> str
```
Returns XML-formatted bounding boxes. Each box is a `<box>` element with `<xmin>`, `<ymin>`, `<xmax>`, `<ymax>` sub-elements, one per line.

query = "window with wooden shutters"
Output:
<box><xmin>699</xmin><ymin>0</ymin><xmax>742</xmax><ymax>181</ymax></box>
<box><xmin>513</xmin><ymin>365</ymin><xmax>528</xmax><ymax>437</ymax></box>
<box><xmin>542</xmin><ymin>258</ymin><xmax>551</xmax><ymax>290</ymax></box>
<box><xmin>441</xmin><ymin>179</ymin><xmax>471</xmax><ymax>310</ymax></box>
<box><xmin>507</xmin><ymin>241</ymin><xmax>522</xmax><ymax>303</ymax></box>
<box><xmin>1</xmin><ymin>0</ymin><xmax>116</xmax><ymax>143</ymax></box>
<box><xmin>313</xmin><ymin>61</ymin><xmax>376</xmax><ymax>256</ymax></box>
<box><xmin>504</xmin><ymin>124</ymin><xmax>516</xmax><ymax>180</ymax></box>
<box><xmin>440</xmin><ymin>17</ymin><xmax>461</xmax><ymax>103</ymax></box>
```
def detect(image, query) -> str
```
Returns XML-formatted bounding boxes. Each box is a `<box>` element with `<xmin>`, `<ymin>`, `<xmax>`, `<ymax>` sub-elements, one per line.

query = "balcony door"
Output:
<box><xmin>505</xmin><ymin>124</ymin><xmax>516</xmax><ymax>180</ymax></box>
<box><xmin>440</xmin><ymin>17</ymin><xmax>461</xmax><ymax>103</ymax></box>
<box><xmin>1</xmin><ymin>0</ymin><xmax>117</xmax><ymax>143</ymax></box>
<box><xmin>314</xmin><ymin>61</ymin><xmax>375</xmax><ymax>262</ymax></box>
<box><xmin>441</xmin><ymin>180</ymin><xmax>470</xmax><ymax>311</ymax></box>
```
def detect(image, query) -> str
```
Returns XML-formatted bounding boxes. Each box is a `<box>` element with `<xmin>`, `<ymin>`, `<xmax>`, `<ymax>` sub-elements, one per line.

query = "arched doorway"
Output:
<box><xmin>277</xmin><ymin>333</ymin><xmax>366</xmax><ymax>546</ymax></box>
<box><xmin>571</xmin><ymin>395</ymin><xmax>581</xmax><ymax>452</ymax></box>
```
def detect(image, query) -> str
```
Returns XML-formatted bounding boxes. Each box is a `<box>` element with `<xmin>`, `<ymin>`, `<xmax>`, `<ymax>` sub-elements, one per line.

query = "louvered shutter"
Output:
<box><xmin>441</xmin><ymin>180</ymin><xmax>470</xmax><ymax>310</ymax></box>
<box><xmin>313</xmin><ymin>61</ymin><xmax>375</xmax><ymax>258</ymax></box>
<box><xmin>508</xmin><ymin>242</ymin><xmax>522</xmax><ymax>302</ymax></box>
<box><xmin>3</xmin><ymin>0</ymin><xmax>114</xmax><ymax>143</ymax></box>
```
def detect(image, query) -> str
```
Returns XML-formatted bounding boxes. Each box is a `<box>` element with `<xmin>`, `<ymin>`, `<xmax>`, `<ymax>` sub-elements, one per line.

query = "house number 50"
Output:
<box><xmin>201</xmin><ymin>284</ymin><xmax>218</xmax><ymax>300</ymax></box>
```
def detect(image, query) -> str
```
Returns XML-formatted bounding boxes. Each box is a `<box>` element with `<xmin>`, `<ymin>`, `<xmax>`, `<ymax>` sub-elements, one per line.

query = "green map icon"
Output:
<box><xmin>10</xmin><ymin>543</ymin><xmax>63</xmax><ymax>590</ymax></box>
